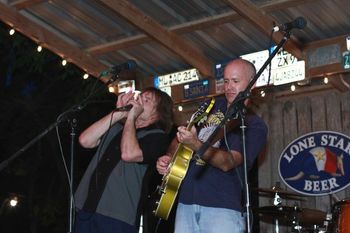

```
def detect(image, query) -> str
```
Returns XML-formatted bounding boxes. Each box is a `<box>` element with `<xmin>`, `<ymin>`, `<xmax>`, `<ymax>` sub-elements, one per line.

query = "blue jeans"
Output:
<box><xmin>74</xmin><ymin>210</ymin><xmax>137</xmax><ymax>233</ymax></box>
<box><xmin>175</xmin><ymin>203</ymin><xmax>245</xmax><ymax>233</ymax></box>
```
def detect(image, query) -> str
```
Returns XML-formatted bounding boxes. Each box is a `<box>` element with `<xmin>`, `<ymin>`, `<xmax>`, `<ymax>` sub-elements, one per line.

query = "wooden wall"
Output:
<box><xmin>257</xmin><ymin>89</ymin><xmax>350</xmax><ymax>232</ymax></box>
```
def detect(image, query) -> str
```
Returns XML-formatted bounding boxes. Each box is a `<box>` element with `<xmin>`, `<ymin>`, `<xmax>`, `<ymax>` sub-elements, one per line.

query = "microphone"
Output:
<box><xmin>100</xmin><ymin>60</ymin><xmax>137</xmax><ymax>84</ymax></box>
<box><xmin>273</xmin><ymin>17</ymin><xmax>307</xmax><ymax>32</ymax></box>
<box><xmin>115</xmin><ymin>104</ymin><xmax>133</xmax><ymax>111</ymax></box>
<box><xmin>110</xmin><ymin>60</ymin><xmax>137</xmax><ymax>74</ymax></box>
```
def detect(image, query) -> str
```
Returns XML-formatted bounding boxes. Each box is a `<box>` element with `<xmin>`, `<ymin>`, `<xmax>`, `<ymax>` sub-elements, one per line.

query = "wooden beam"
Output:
<box><xmin>304</xmin><ymin>34</ymin><xmax>349</xmax><ymax>78</ymax></box>
<box><xmin>304</xmin><ymin>34</ymin><xmax>347</xmax><ymax>50</ymax></box>
<box><xmin>10</xmin><ymin>0</ymin><xmax>48</xmax><ymax>10</ymax></box>
<box><xmin>274</xmin><ymin>84</ymin><xmax>334</xmax><ymax>99</ymax></box>
<box><xmin>0</xmin><ymin>2</ymin><xmax>107</xmax><ymax>78</ymax></box>
<box><xmin>329</xmin><ymin>74</ymin><xmax>350</xmax><ymax>92</ymax></box>
<box><xmin>223</xmin><ymin>0</ymin><xmax>303</xmax><ymax>59</ymax></box>
<box><xmin>88</xmin><ymin>0</ymin><xmax>316</xmax><ymax>56</ymax></box>
<box><xmin>99</xmin><ymin>0</ymin><xmax>213</xmax><ymax>78</ymax></box>
<box><xmin>87</xmin><ymin>11</ymin><xmax>241</xmax><ymax>55</ymax></box>
<box><xmin>87</xmin><ymin>34</ymin><xmax>150</xmax><ymax>56</ymax></box>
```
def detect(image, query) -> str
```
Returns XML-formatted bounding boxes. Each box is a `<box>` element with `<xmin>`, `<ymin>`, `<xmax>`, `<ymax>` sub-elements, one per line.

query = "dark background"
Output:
<box><xmin>0</xmin><ymin>21</ymin><xmax>117</xmax><ymax>232</ymax></box>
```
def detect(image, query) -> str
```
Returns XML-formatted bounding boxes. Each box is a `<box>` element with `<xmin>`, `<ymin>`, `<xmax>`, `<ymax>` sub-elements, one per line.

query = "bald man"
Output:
<box><xmin>157</xmin><ymin>59</ymin><xmax>268</xmax><ymax>233</ymax></box>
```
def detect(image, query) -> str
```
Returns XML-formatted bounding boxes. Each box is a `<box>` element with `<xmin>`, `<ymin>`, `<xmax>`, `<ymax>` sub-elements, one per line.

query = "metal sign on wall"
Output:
<box><xmin>238</xmin><ymin>48</ymin><xmax>305</xmax><ymax>87</ymax></box>
<box><xmin>183</xmin><ymin>79</ymin><xmax>209</xmax><ymax>99</ymax></box>
<box><xmin>117</xmin><ymin>80</ymin><xmax>135</xmax><ymax>93</ymax></box>
<box><xmin>279</xmin><ymin>131</ymin><xmax>350</xmax><ymax>196</ymax></box>
<box><xmin>154</xmin><ymin>68</ymin><xmax>200</xmax><ymax>88</ymax></box>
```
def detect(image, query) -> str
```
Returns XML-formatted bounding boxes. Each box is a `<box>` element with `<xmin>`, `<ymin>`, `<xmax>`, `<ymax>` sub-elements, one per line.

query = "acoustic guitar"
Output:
<box><xmin>153</xmin><ymin>98</ymin><xmax>215</xmax><ymax>220</ymax></box>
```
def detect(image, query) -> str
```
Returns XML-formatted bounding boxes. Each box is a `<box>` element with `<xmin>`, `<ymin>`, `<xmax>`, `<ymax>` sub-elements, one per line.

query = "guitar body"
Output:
<box><xmin>153</xmin><ymin>98</ymin><xmax>215</xmax><ymax>220</ymax></box>
<box><xmin>154</xmin><ymin>144</ymin><xmax>193</xmax><ymax>220</ymax></box>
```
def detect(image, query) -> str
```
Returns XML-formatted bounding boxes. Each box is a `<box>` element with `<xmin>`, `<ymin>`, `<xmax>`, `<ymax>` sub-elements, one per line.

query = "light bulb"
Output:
<box><xmin>9</xmin><ymin>197</ymin><xmax>18</xmax><ymax>207</ymax></box>
<box><xmin>9</xmin><ymin>29</ymin><xmax>15</xmax><ymax>35</ymax></box>
<box><xmin>83</xmin><ymin>73</ymin><xmax>89</xmax><ymax>79</ymax></box>
<box><xmin>37</xmin><ymin>45</ymin><xmax>42</xmax><ymax>52</ymax></box>
<box><xmin>291</xmin><ymin>84</ymin><xmax>296</xmax><ymax>92</ymax></box>
<box><xmin>178</xmin><ymin>105</ymin><xmax>183</xmax><ymax>112</ymax></box>
<box><xmin>260</xmin><ymin>90</ymin><xmax>266</xmax><ymax>97</ymax></box>
<box><xmin>108</xmin><ymin>86</ymin><xmax>115</xmax><ymax>93</ymax></box>
<box><xmin>62</xmin><ymin>59</ymin><xmax>67</xmax><ymax>66</ymax></box>
<box><xmin>324</xmin><ymin>77</ymin><xmax>329</xmax><ymax>84</ymax></box>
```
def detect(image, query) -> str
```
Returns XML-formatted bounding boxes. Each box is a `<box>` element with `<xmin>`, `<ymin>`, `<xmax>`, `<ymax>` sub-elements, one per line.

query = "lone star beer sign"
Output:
<box><xmin>279</xmin><ymin>131</ymin><xmax>350</xmax><ymax>196</ymax></box>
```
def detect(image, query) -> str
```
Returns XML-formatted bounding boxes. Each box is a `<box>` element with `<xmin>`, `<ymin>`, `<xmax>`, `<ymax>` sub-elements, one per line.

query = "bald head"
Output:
<box><xmin>224</xmin><ymin>59</ymin><xmax>256</xmax><ymax>81</ymax></box>
<box><xmin>223</xmin><ymin>58</ymin><xmax>256</xmax><ymax>105</ymax></box>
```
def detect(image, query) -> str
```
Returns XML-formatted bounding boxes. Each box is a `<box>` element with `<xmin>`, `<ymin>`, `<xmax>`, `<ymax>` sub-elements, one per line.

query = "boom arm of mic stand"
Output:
<box><xmin>0</xmin><ymin>104</ymin><xmax>85</xmax><ymax>172</ymax></box>
<box><xmin>247</xmin><ymin>31</ymin><xmax>291</xmax><ymax>91</ymax></box>
<box><xmin>0</xmin><ymin>122</ymin><xmax>59</xmax><ymax>171</ymax></box>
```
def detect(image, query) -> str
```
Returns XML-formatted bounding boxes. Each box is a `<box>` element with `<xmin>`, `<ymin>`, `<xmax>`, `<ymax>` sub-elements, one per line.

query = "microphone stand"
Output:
<box><xmin>0</xmin><ymin>69</ymin><xmax>109</xmax><ymax>232</ymax></box>
<box><xmin>0</xmin><ymin>104</ymin><xmax>85</xmax><ymax>233</ymax></box>
<box><xmin>68</xmin><ymin>117</ymin><xmax>77</xmax><ymax>233</ymax></box>
<box><xmin>195</xmin><ymin>30</ymin><xmax>292</xmax><ymax>233</ymax></box>
<box><xmin>0</xmin><ymin>104</ymin><xmax>84</xmax><ymax>172</ymax></box>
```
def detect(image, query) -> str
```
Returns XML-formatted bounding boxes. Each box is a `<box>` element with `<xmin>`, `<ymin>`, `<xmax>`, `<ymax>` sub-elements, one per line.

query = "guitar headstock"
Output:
<box><xmin>188</xmin><ymin>98</ymin><xmax>215</xmax><ymax>128</ymax></box>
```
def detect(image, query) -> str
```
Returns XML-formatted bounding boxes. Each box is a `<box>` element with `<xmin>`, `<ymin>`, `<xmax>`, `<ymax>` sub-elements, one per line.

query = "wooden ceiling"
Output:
<box><xmin>0</xmin><ymin>0</ymin><xmax>350</xmax><ymax>92</ymax></box>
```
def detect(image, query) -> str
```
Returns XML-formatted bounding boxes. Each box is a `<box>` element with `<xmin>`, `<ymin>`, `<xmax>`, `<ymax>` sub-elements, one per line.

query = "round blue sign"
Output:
<box><xmin>279</xmin><ymin>131</ymin><xmax>350</xmax><ymax>196</ymax></box>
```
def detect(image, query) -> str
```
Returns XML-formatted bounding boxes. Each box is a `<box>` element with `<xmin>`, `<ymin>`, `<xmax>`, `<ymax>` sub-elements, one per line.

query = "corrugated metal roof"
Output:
<box><xmin>1</xmin><ymin>0</ymin><xmax>350</xmax><ymax>81</ymax></box>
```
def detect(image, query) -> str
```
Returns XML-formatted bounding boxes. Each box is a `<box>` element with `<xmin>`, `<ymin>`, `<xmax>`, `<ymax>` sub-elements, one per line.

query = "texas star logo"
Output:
<box><xmin>278</xmin><ymin>131</ymin><xmax>350</xmax><ymax>196</ymax></box>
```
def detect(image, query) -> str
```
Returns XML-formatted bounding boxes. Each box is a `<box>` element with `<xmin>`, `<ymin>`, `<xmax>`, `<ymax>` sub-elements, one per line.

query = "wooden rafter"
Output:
<box><xmin>98</xmin><ymin>0</ymin><xmax>213</xmax><ymax>78</ymax></box>
<box><xmin>10</xmin><ymin>0</ymin><xmax>48</xmax><ymax>10</ymax></box>
<box><xmin>329</xmin><ymin>74</ymin><xmax>350</xmax><ymax>92</ymax></box>
<box><xmin>223</xmin><ymin>0</ymin><xmax>303</xmax><ymax>59</ymax></box>
<box><xmin>0</xmin><ymin>1</ymin><xmax>107</xmax><ymax>78</ymax></box>
<box><xmin>87</xmin><ymin>11</ymin><xmax>242</xmax><ymax>56</ymax></box>
<box><xmin>2</xmin><ymin>0</ymin><xmax>346</xmax><ymax>84</ymax></box>
<box><xmin>88</xmin><ymin>0</ymin><xmax>316</xmax><ymax>57</ymax></box>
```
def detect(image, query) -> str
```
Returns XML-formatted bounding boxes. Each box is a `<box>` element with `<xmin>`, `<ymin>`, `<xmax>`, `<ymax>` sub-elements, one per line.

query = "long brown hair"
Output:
<box><xmin>142</xmin><ymin>87</ymin><xmax>174</xmax><ymax>133</ymax></box>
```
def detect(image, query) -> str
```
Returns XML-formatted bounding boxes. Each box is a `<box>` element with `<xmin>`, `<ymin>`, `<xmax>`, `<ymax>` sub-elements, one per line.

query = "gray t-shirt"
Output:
<box><xmin>75</xmin><ymin>123</ymin><xmax>168</xmax><ymax>225</ymax></box>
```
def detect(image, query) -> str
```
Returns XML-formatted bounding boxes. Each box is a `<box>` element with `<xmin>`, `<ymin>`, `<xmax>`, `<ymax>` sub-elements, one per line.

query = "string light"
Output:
<box><xmin>324</xmin><ymin>77</ymin><xmax>329</xmax><ymax>84</ymax></box>
<box><xmin>108</xmin><ymin>86</ymin><xmax>115</xmax><ymax>93</ymax></box>
<box><xmin>9</xmin><ymin>197</ymin><xmax>18</xmax><ymax>207</ymax></box>
<box><xmin>37</xmin><ymin>45</ymin><xmax>42</xmax><ymax>52</ymax></box>
<box><xmin>9</xmin><ymin>28</ymin><xmax>15</xmax><ymax>35</ymax></box>
<box><xmin>260</xmin><ymin>90</ymin><xmax>266</xmax><ymax>97</ymax></box>
<box><xmin>6</xmin><ymin>23</ymin><xmax>92</xmax><ymax>82</ymax></box>
<box><xmin>291</xmin><ymin>84</ymin><xmax>296</xmax><ymax>92</ymax></box>
<box><xmin>178</xmin><ymin>105</ymin><xmax>183</xmax><ymax>112</ymax></box>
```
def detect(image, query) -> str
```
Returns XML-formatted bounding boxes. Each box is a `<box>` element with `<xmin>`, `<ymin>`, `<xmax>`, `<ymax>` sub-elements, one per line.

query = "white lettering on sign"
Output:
<box><xmin>271</xmin><ymin>49</ymin><xmax>298</xmax><ymax>69</ymax></box>
<box><xmin>304</xmin><ymin>178</ymin><xmax>339</xmax><ymax>192</ymax></box>
<box><xmin>282</xmin><ymin>136</ymin><xmax>316</xmax><ymax>163</ymax></box>
<box><xmin>272</xmin><ymin>61</ymin><xmax>305</xmax><ymax>85</ymax></box>
<box><xmin>321</xmin><ymin>134</ymin><xmax>350</xmax><ymax>154</ymax></box>
<box><xmin>240</xmin><ymin>48</ymin><xmax>305</xmax><ymax>87</ymax></box>
<box><xmin>157</xmin><ymin>68</ymin><xmax>200</xmax><ymax>88</ymax></box>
